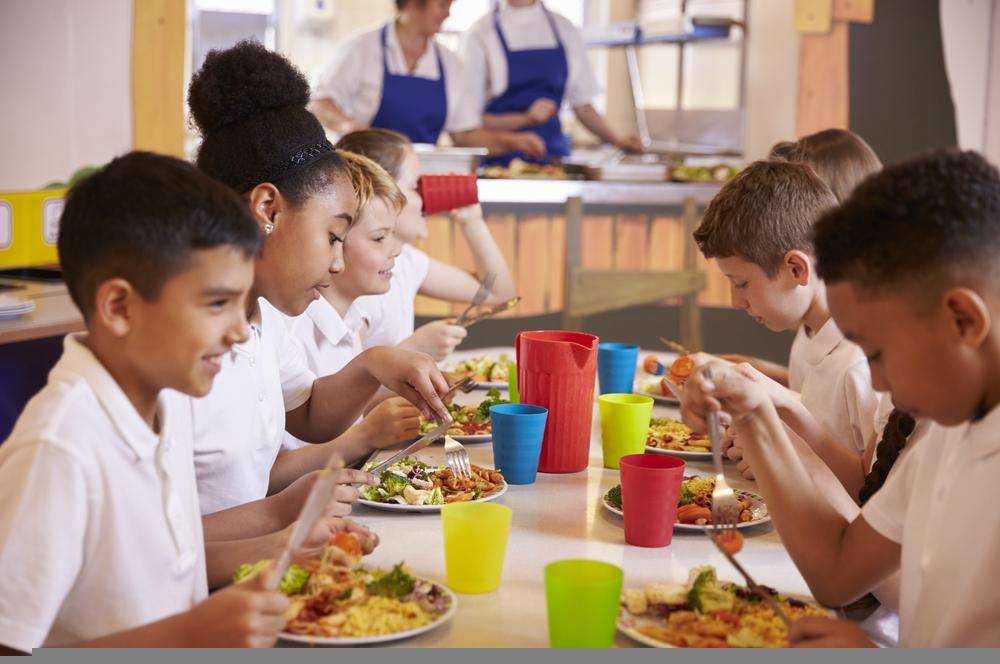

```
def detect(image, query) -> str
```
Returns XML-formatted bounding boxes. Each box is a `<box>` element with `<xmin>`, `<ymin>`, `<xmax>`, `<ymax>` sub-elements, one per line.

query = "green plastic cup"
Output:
<box><xmin>442</xmin><ymin>502</ymin><xmax>512</xmax><ymax>594</ymax></box>
<box><xmin>545</xmin><ymin>559</ymin><xmax>624</xmax><ymax>648</ymax></box>
<box><xmin>598</xmin><ymin>393</ymin><xmax>654</xmax><ymax>469</ymax></box>
<box><xmin>507</xmin><ymin>361</ymin><xmax>519</xmax><ymax>403</ymax></box>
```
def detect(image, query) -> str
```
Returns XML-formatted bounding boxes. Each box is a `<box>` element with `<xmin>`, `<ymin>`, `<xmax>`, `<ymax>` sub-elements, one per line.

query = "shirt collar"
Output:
<box><xmin>965</xmin><ymin>401</ymin><xmax>1000</xmax><ymax>460</ymax></box>
<box><xmin>799</xmin><ymin>317</ymin><xmax>845</xmax><ymax>366</ymax></box>
<box><xmin>306</xmin><ymin>297</ymin><xmax>351</xmax><ymax>347</ymax></box>
<box><xmin>54</xmin><ymin>333</ymin><xmax>168</xmax><ymax>461</ymax></box>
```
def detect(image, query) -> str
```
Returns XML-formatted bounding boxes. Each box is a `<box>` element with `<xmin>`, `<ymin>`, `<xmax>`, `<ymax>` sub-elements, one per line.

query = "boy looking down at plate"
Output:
<box><xmin>681</xmin><ymin>150</ymin><xmax>1000</xmax><ymax>647</ymax></box>
<box><xmin>0</xmin><ymin>153</ymin><xmax>377</xmax><ymax>652</ymax></box>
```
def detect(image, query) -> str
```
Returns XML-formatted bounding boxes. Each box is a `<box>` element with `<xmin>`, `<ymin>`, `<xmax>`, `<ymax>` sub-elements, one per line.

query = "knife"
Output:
<box><xmin>366</xmin><ymin>419</ymin><xmax>453</xmax><ymax>476</ymax></box>
<box><xmin>701</xmin><ymin>527</ymin><xmax>792</xmax><ymax>626</ymax></box>
<box><xmin>661</xmin><ymin>377</ymin><xmax>685</xmax><ymax>401</ymax></box>
<box><xmin>458</xmin><ymin>296</ymin><xmax>521</xmax><ymax>328</ymax></box>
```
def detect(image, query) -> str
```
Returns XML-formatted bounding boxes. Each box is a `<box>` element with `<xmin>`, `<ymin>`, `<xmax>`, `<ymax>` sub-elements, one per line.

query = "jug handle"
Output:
<box><xmin>515</xmin><ymin>332</ymin><xmax>523</xmax><ymax>376</ymax></box>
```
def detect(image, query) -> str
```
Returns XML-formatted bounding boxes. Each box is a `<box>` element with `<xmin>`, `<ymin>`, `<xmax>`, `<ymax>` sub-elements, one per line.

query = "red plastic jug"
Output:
<box><xmin>515</xmin><ymin>330</ymin><xmax>599</xmax><ymax>473</ymax></box>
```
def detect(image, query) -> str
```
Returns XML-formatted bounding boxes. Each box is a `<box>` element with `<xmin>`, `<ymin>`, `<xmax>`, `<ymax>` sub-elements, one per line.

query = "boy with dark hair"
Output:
<box><xmin>0</xmin><ymin>152</ymin><xmax>372</xmax><ymax>652</ymax></box>
<box><xmin>682</xmin><ymin>150</ymin><xmax>1000</xmax><ymax>646</ymax></box>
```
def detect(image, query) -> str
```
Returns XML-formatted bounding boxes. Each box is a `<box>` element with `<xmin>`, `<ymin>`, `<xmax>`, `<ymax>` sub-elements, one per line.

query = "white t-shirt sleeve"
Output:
<box><xmin>0</xmin><ymin>443</ymin><xmax>89</xmax><ymax>652</ymax></box>
<box><xmin>560</xmin><ymin>17</ymin><xmax>600</xmax><ymax>107</ymax></box>
<box><xmin>459</xmin><ymin>29</ymin><xmax>491</xmax><ymax>115</ymax></box>
<box><xmin>442</xmin><ymin>48</ymin><xmax>481</xmax><ymax>133</ymax></box>
<box><xmin>843</xmin><ymin>362</ymin><xmax>882</xmax><ymax>455</ymax></box>
<box><xmin>860</xmin><ymin>444</ymin><xmax>915</xmax><ymax>544</ymax></box>
<box><xmin>313</xmin><ymin>36</ymin><xmax>365</xmax><ymax>113</ymax></box>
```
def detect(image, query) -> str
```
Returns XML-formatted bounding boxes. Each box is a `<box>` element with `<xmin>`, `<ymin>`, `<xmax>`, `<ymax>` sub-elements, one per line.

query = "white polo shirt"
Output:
<box><xmin>282</xmin><ymin>297</ymin><xmax>369</xmax><ymax>451</ymax></box>
<box><xmin>862</xmin><ymin>408</ymin><xmax>1000</xmax><ymax>647</ymax></box>
<box><xmin>313</xmin><ymin>22</ymin><xmax>480</xmax><ymax>136</ymax></box>
<box><xmin>787</xmin><ymin>318</ymin><xmax>881</xmax><ymax>455</ymax></box>
<box><xmin>192</xmin><ymin>297</ymin><xmax>315</xmax><ymax>515</ymax></box>
<box><xmin>357</xmin><ymin>244</ymin><xmax>431</xmax><ymax>349</ymax></box>
<box><xmin>0</xmin><ymin>335</ymin><xmax>206</xmax><ymax>652</ymax></box>
<box><xmin>460</xmin><ymin>1</ymin><xmax>601</xmax><ymax>115</ymax></box>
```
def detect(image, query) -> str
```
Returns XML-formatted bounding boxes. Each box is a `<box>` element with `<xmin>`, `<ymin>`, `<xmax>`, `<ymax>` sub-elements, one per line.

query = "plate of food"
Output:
<box><xmin>636</xmin><ymin>354</ymin><xmax>693</xmax><ymax>405</ymax></box>
<box><xmin>234</xmin><ymin>533</ymin><xmax>457</xmax><ymax>646</ymax></box>
<box><xmin>443</xmin><ymin>354</ymin><xmax>511</xmax><ymax>389</ymax></box>
<box><xmin>418</xmin><ymin>388</ymin><xmax>507</xmax><ymax>443</ymax></box>
<box><xmin>644</xmin><ymin>417</ymin><xmax>712</xmax><ymax>460</ymax></box>
<box><xmin>479</xmin><ymin>158</ymin><xmax>572</xmax><ymax>180</ymax></box>
<box><xmin>359</xmin><ymin>456</ymin><xmax>507</xmax><ymax>512</ymax></box>
<box><xmin>618</xmin><ymin>566</ymin><xmax>828</xmax><ymax>648</ymax></box>
<box><xmin>602</xmin><ymin>475</ymin><xmax>769</xmax><ymax>531</ymax></box>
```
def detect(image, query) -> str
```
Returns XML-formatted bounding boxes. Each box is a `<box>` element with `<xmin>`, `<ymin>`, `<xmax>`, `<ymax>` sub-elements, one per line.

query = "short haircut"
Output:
<box><xmin>335</xmin><ymin>129</ymin><xmax>411</xmax><ymax>181</ymax></box>
<box><xmin>58</xmin><ymin>151</ymin><xmax>260</xmax><ymax>319</ymax></box>
<box><xmin>337</xmin><ymin>150</ymin><xmax>406</xmax><ymax>216</ymax></box>
<box><xmin>814</xmin><ymin>149</ymin><xmax>1000</xmax><ymax>298</ymax></box>
<box><xmin>769</xmin><ymin>128</ymin><xmax>882</xmax><ymax>203</ymax></box>
<box><xmin>693</xmin><ymin>160</ymin><xmax>838</xmax><ymax>275</ymax></box>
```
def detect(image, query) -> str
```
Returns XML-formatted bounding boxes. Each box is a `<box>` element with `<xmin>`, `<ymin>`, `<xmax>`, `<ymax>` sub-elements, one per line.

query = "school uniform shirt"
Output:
<box><xmin>862</xmin><ymin>407</ymin><xmax>1000</xmax><ymax>647</ymax></box>
<box><xmin>357</xmin><ymin>244</ymin><xmax>431</xmax><ymax>349</ymax></box>
<box><xmin>787</xmin><ymin>318</ymin><xmax>881</xmax><ymax>456</ymax></box>
<box><xmin>0</xmin><ymin>334</ymin><xmax>206</xmax><ymax>651</ymax></box>
<box><xmin>313</xmin><ymin>22</ymin><xmax>480</xmax><ymax>136</ymax></box>
<box><xmin>191</xmin><ymin>297</ymin><xmax>315</xmax><ymax>515</ymax></box>
<box><xmin>460</xmin><ymin>1</ymin><xmax>601</xmax><ymax>115</ymax></box>
<box><xmin>282</xmin><ymin>297</ymin><xmax>369</xmax><ymax>451</ymax></box>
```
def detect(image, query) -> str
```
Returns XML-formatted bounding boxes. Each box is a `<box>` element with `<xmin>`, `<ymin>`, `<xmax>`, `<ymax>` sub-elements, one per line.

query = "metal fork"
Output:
<box><xmin>444</xmin><ymin>435</ymin><xmax>472</xmax><ymax>479</ymax></box>
<box><xmin>704</xmin><ymin>367</ymin><xmax>741</xmax><ymax>530</ymax></box>
<box><xmin>453</xmin><ymin>272</ymin><xmax>497</xmax><ymax>326</ymax></box>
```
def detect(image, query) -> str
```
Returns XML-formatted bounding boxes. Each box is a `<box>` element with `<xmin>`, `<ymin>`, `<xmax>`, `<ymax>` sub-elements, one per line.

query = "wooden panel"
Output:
<box><xmin>833</xmin><ymin>0</ymin><xmax>873</xmax><ymax>23</ymax></box>
<box><xmin>515</xmin><ymin>216</ymin><xmax>550</xmax><ymax>316</ymax></box>
<box><xmin>613</xmin><ymin>214</ymin><xmax>649</xmax><ymax>271</ymax></box>
<box><xmin>548</xmin><ymin>215</ymin><xmax>566</xmax><ymax>313</ymax></box>
<box><xmin>796</xmin><ymin>20</ymin><xmax>849</xmax><ymax>137</ymax></box>
<box><xmin>649</xmin><ymin>216</ymin><xmax>686</xmax><ymax>305</ymax></box>
<box><xmin>570</xmin><ymin>270</ymin><xmax>705</xmax><ymax>317</ymax></box>
<box><xmin>413</xmin><ymin>214</ymin><xmax>453</xmax><ymax>317</ymax></box>
<box><xmin>132</xmin><ymin>0</ymin><xmax>186</xmax><ymax>156</ymax></box>
<box><xmin>795</xmin><ymin>0</ymin><xmax>833</xmax><ymax>34</ymax></box>
<box><xmin>485</xmin><ymin>214</ymin><xmax>519</xmax><ymax>319</ymax></box>
<box><xmin>581</xmin><ymin>216</ymin><xmax>614</xmax><ymax>270</ymax></box>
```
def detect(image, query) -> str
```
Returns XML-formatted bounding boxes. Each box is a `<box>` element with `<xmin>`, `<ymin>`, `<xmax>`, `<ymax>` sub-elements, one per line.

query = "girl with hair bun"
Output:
<box><xmin>186</xmin><ymin>41</ymin><xmax>452</xmax><ymax>538</ymax></box>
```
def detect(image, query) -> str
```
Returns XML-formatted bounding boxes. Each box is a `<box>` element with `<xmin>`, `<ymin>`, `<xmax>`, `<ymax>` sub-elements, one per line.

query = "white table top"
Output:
<box><xmin>338</xmin><ymin>347</ymin><xmax>812</xmax><ymax>648</ymax></box>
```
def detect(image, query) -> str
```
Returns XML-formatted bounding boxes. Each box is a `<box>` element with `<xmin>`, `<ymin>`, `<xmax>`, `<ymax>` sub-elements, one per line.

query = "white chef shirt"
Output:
<box><xmin>192</xmin><ymin>297</ymin><xmax>315</xmax><ymax>515</ymax></box>
<box><xmin>313</xmin><ymin>22</ymin><xmax>480</xmax><ymax>137</ymax></box>
<box><xmin>787</xmin><ymin>318</ymin><xmax>881</xmax><ymax>456</ymax></box>
<box><xmin>282</xmin><ymin>297</ymin><xmax>370</xmax><ymax>451</ymax></box>
<box><xmin>0</xmin><ymin>334</ymin><xmax>206</xmax><ymax>652</ymax></box>
<box><xmin>357</xmin><ymin>243</ymin><xmax>431</xmax><ymax>349</ymax></box>
<box><xmin>862</xmin><ymin>407</ymin><xmax>1000</xmax><ymax>647</ymax></box>
<box><xmin>460</xmin><ymin>1</ymin><xmax>601</xmax><ymax>115</ymax></box>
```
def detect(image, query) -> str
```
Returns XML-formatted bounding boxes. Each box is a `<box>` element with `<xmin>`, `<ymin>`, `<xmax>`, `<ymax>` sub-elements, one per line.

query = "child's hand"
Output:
<box><xmin>450</xmin><ymin>203</ymin><xmax>485</xmax><ymax>227</ymax></box>
<box><xmin>361</xmin><ymin>396</ymin><xmax>422</xmax><ymax>448</ymax></box>
<box><xmin>281</xmin><ymin>516</ymin><xmax>380</xmax><ymax>561</ymax></box>
<box><xmin>680</xmin><ymin>362</ymin><xmax>770</xmax><ymax>433</ymax></box>
<box><xmin>183</xmin><ymin>572</ymin><xmax>288</xmax><ymax>648</ymax></box>
<box><xmin>405</xmin><ymin>320</ymin><xmax>468</xmax><ymax>362</ymax></box>
<box><xmin>279</xmin><ymin>468</ymin><xmax>376</xmax><ymax>521</ymax></box>
<box><xmin>788</xmin><ymin>617</ymin><xmax>877</xmax><ymax>648</ymax></box>
<box><xmin>361</xmin><ymin>347</ymin><xmax>452</xmax><ymax>423</ymax></box>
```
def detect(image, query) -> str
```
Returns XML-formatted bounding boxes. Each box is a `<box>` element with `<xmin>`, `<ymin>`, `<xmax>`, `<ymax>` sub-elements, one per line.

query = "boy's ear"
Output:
<box><xmin>942</xmin><ymin>287</ymin><xmax>991</xmax><ymax>348</ymax></box>
<box><xmin>92</xmin><ymin>277</ymin><xmax>137</xmax><ymax>338</ymax></box>
<box><xmin>247</xmin><ymin>183</ymin><xmax>283</xmax><ymax>233</ymax></box>
<box><xmin>785</xmin><ymin>250</ymin><xmax>812</xmax><ymax>286</ymax></box>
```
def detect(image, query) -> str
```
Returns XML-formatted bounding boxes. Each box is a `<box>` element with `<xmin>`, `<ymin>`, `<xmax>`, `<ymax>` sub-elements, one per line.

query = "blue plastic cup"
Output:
<box><xmin>597</xmin><ymin>343</ymin><xmax>640</xmax><ymax>395</ymax></box>
<box><xmin>490</xmin><ymin>404</ymin><xmax>548</xmax><ymax>485</ymax></box>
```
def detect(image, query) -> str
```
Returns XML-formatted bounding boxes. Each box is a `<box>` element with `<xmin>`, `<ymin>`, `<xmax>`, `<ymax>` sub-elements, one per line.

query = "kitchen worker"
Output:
<box><xmin>310</xmin><ymin>0</ymin><xmax>544</xmax><ymax>159</ymax></box>
<box><xmin>462</xmin><ymin>0</ymin><xmax>644</xmax><ymax>165</ymax></box>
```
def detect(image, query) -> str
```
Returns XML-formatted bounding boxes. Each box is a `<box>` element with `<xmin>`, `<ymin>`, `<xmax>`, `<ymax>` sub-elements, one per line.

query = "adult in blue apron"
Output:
<box><xmin>483</xmin><ymin>4</ymin><xmax>569</xmax><ymax>166</ymax></box>
<box><xmin>370</xmin><ymin>23</ymin><xmax>449</xmax><ymax>145</ymax></box>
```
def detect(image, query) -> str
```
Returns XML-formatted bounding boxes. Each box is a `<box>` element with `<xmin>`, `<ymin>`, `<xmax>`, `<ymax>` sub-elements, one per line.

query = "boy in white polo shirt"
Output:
<box><xmin>683</xmin><ymin>150</ymin><xmax>1000</xmax><ymax>647</ymax></box>
<box><xmin>0</xmin><ymin>153</ymin><xmax>373</xmax><ymax>652</ymax></box>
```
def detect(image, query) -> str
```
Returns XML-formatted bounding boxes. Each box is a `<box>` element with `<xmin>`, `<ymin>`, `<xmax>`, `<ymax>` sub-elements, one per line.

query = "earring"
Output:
<box><xmin>264</xmin><ymin>223</ymin><xmax>274</xmax><ymax>235</ymax></box>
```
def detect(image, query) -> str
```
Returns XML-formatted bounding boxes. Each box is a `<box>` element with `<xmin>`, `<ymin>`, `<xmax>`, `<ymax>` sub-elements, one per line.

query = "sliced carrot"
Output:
<box><xmin>329</xmin><ymin>531</ymin><xmax>362</xmax><ymax>557</ymax></box>
<box><xmin>677</xmin><ymin>504</ymin><xmax>712</xmax><ymax>524</ymax></box>
<box><xmin>670</xmin><ymin>355</ymin><xmax>695</xmax><ymax>383</ymax></box>
<box><xmin>715</xmin><ymin>529</ymin><xmax>744</xmax><ymax>555</ymax></box>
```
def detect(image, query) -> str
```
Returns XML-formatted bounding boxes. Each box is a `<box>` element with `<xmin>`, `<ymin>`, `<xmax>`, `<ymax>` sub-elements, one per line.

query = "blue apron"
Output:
<box><xmin>484</xmin><ymin>5</ymin><xmax>569</xmax><ymax>166</ymax></box>
<box><xmin>370</xmin><ymin>24</ymin><xmax>448</xmax><ymax>145</ymax></box>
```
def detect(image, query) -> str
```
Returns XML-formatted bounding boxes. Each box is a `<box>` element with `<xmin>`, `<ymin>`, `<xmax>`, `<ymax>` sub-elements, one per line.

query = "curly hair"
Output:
<box><xmin>188</xmin><ymin>40</ymin><xmax>345</xmax><ymax>204</ymax></box>
<box><xmin>814</xmin><ymin>149</ymin><xmax>1000</xmax><ymax>297</ymax></box>
<box><xmin>769</xmin><ymin>129</ymin><xmax>882</xmax><ymax>203</ymax></box>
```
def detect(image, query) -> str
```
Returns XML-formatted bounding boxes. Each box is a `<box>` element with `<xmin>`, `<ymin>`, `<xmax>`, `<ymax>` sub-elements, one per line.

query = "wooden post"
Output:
<box><xmin>678</xmin><ymin>196</ymin><xmax>703</xmax><ymax>350</ymax></box>
<box><xmin>132</xmin><ymin>0</ymin><xmax>187</xmax><ymax>157</ymax></box>
<box><xmin>561</xmin><ymin>196</ymin><xmax>584</xmax><ymax>331</ymax></box>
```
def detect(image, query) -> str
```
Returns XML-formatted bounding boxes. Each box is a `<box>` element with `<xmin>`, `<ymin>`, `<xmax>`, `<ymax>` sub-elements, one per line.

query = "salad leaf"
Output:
<box><xmin>366</xmin><ymin>563</ymin><xmax>416</xmax><ymax>598</ymax></box>
<box><xmin>232</xmin><ymin>560</ymin><xmax>271</xmax><ymax>585</ymax></box>
<box><xmin>687</xmin><ymin>567</ymin><xmax>734</xmax><ymax>613</ymax></box>
<box><xmin>428</xmin><ymin>486</ymin><xmax>444</xmax><ymax>505</ymax></box>
<box><xmin>379</xmin><ymin>471</ymin><xmax>411</xmax><ymax>497</ymax></box>
<box><xmin>361</xmin><ymin>485</ymin><xmax>383</xmax><ymax>501</ymax></box>
<box><xmin>475</xmin><ymin>387</ymin><xmax>509</xmax><ymax>423</ymax></box>
<box><xmin>233</xmin><ymin>560</ymin><xmax>310</xmax><ymax>596</ymax></box>
<box><xmin>606</xmin><ymin>485</ymin><xmax>623</xmax><ymax>510</ymax></box>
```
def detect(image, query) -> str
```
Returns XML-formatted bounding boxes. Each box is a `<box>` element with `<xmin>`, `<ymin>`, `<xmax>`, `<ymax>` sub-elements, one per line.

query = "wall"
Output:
<box><xmin>743</xmin><ymin>0</ymin><xmax>798</xmax><ymax>159</ymax></box>
<box><xmin>0</xmin><ymin>0</ymin><xmax>132</xmax><ymax>191</ymax></box>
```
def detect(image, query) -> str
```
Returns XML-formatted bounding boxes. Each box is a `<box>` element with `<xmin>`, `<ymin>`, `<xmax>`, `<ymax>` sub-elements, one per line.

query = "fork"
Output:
<box><xmin>453</xmin><ymin>272</ymin><xmax>497</xmax><ymax>326</ymax></box>
<box><xmin>703</xmin><ymin>367</ymin><xmax>741</xmax><ymax>530</ymax></box>
<box><xmin>444</xmin><ymin>435</ymin><xmax>473</xmax><ymax>479</ymax></box>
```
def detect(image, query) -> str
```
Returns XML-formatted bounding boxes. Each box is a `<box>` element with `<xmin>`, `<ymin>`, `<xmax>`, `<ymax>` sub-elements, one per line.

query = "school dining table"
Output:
<box><xmin>292</xmin><ymin>346</ymin><xmax>815</xmax><ymax>648</ymax></box>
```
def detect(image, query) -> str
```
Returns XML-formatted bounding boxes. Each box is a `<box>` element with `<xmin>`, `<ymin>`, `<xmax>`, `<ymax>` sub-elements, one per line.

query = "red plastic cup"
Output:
<box><xmin>515</xmin><ymin>330</ymin><xmax>599</xmax><ymax>473</ymax></box>
<box><xmin>619</xmin><ymin>453</ymin><xmax>686</xmax><ymax>547</ymax></box>
<box><xmin>418</xmin><ymin>174</ymin><xmax>479</xmax><ymax>214</ymax></box>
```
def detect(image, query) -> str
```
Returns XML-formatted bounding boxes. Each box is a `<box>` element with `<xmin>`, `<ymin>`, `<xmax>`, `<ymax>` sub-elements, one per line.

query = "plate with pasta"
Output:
<box><xmin>417</xmin><ymin>388</ymin><xmax>508</xmax><ymax>443</ymax></box>
<box><xmin>644</xmin><ymin>417</ymin><xmax>713</xmax><ymax>460</ymax></box>
<box><xmin>359</xmin><ymin>456</ymin><xmax>507</xmax><ymax>512</ymax></box>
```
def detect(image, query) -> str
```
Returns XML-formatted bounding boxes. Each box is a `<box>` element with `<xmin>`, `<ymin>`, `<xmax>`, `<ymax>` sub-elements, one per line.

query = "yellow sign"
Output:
<box><xmin>0</xmin><ymin>190</ymin><xmax>67</xmax><ymax>268</ymax></box>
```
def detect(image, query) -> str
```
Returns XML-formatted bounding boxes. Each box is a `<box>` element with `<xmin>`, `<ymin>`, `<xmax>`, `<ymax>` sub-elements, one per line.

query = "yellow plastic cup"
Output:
<box><xmin>442</xmin><ymin>502</ymin><xmax>512</xmax><ymax>594</ymax></box>
<box><xmin>598</xmin><ymin>393</ymin><xmax>654</xmax><ymax>469</ymax></box>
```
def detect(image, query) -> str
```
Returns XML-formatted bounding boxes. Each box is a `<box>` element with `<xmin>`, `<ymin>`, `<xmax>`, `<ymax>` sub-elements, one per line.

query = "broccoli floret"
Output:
<box><xmin>366</xmin><ymin>563</ymin><xmax>416</xmax><ymax>598</ymax></box>
<box><xmin>232</xmin><ymin>560</ymin><xmax>270</xmax><ymax>585</ymax></box>
<box><xmin>361</xmin><ymin>485</ymin><xmax>383</xmax><ymax>501</ymax></box>
<box><xmin>606</xmin><ymin>485</ymin><xmax>623</xmax><ymax>510</ymax></box>
<box><xmin>687</xmin><ymin>568</ymin><xmax>735</xmax><ymax>613</ymax></box>
<box><xmin>380</xmin><ymin>471</ymin><xmax>411</xmax><ymax>497</ymax></box>
<box><xmin>232</xmin><ymin>560</ymin><xmax>310</xmax><ymax>596</ymax></box>
<box><xmin>475</xmin><ymin>387</ymin><xmax>509</xmax><ymax>423</ymax></box>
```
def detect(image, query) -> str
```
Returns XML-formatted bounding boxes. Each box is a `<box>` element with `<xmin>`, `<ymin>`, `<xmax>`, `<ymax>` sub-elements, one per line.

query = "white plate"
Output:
<box><xmin>643</xmin><ymin>445</ymin><xmax>712</xmax><ymax>460</ymax></box>
<box><xmin>635</xmin><ymin>378</ymin><xmax>679</xmax><ymax>405</ymax></box>
<box><xmin>358</xmin><ymin>481</ymin><xmax>508</xmax><ymax>513</ymax></box>
<box><xmin>452</xmin><ymin>434</ymin><xmax>492</xmax><ymax>444</ymax></box>
<box><xmin>278</xmin><ymin>581</ymin><xmax>458</xmax><ymax>647</ymax></box>
<box><xmin>0</xmin><ymin>302</ymin><xmax>35</xmax><ymax>319</ymax></box>
<box><xmin>470</xmin><ymin>381</ymin><xmax>507</xmax><ymax>391</ymax></box>
<box><xmin>600</xmin><ymin>486</ymin><xmax>770</xmax><ymax>531</ymax></box>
